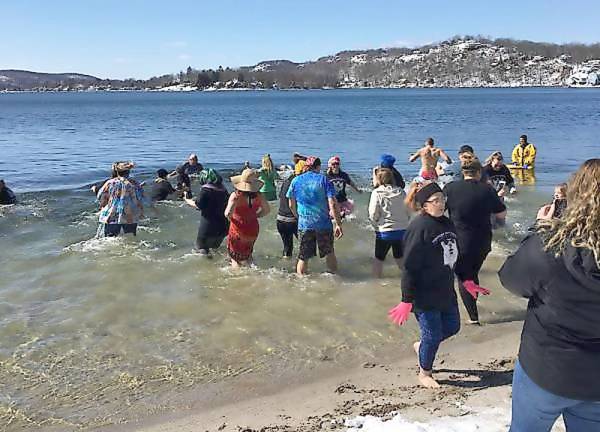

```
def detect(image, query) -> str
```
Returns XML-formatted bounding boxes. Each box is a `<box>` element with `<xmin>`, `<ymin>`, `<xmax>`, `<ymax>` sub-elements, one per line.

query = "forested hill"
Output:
<box><xmin>2</xmin><ymin>37</ymin><xmax>600</xmax><ymax>91</ymax></box>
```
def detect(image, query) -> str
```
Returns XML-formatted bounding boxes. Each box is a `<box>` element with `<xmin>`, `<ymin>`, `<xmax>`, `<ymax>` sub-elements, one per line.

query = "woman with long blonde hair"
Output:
<box><xmin>499</xmin><ymin>159</ymin><xmax>600</xmax><ymax>431</ymax></box>
<box><xmin>258</xmin><ymin>154</ymin><xmax>278</xmax><ymax>201</ymax></box>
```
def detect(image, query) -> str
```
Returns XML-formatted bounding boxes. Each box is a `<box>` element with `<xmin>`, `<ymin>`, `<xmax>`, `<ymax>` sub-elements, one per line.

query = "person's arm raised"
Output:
<box><xmin>409</xmin><ymin>148</ymin><xmax>422</xmax><ymax>163</ymax></box>
<box><xmin>439</xmin><ymin>149</ymin><xmax>452</xmax><ymax>164</ymax></box>
<box><xmin>348</xmin><ymin>176</ymin><xmax>362</xmax><ymax>193</ymax></box>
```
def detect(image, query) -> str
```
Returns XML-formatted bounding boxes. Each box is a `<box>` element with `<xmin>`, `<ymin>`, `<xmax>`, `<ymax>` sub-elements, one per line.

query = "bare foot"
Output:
<box><xmin>418</xmin><ymin>369</ymin><xmax>441</xmax><ymax>389</ymax></box>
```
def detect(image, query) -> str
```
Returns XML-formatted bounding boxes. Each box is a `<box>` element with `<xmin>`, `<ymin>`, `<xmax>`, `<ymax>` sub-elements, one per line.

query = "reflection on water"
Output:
<box><xmin>0</xmin><ymin>182</ymin><xmax>545</xmax><ymax>429</ymax></box>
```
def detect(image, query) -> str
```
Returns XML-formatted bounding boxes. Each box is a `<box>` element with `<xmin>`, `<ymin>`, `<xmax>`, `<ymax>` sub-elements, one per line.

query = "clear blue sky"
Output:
<box><xmin>2</xmin><ymin>0</ymin><xmax>599</xmax><ymax>79</ymax></box>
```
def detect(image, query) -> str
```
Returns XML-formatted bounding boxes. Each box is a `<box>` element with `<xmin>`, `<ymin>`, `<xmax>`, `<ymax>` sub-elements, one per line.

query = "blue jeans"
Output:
<box><xmin>414</xmin><ymin>301</ymin><xmax>460</xmax><ymax>371</ymax></box>
<box><xmin>510</xmin><ymin>360</ymin><xmax>600</xmax><ymax>432</ymax></box>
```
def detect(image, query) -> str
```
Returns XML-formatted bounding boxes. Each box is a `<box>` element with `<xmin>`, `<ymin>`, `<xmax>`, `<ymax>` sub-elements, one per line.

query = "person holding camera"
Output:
<box><xmin>537</xmin><ymin>183</ymin><xmax>567</xmax><ymax>221</ymax></box>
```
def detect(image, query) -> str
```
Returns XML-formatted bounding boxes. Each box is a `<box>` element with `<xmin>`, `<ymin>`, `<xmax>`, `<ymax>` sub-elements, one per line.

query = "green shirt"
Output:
<box><xmin>259</xmin><ymin>169</ymin><xmax>277</xmax><ymax>193</ymax></box>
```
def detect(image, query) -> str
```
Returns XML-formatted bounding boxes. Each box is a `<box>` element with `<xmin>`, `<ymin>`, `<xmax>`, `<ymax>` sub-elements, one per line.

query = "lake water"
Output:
<box><xmin>0</xmin><ymin>89</ymin><xmax>598</xmax><ymax>430</ymax></box>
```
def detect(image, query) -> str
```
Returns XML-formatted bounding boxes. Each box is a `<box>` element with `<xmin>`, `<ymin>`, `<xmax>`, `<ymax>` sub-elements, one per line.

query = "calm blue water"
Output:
<box><xmin>1</xmin><ymin>88</ymin><xmax>598</xmax><ymax>192</ymax></box>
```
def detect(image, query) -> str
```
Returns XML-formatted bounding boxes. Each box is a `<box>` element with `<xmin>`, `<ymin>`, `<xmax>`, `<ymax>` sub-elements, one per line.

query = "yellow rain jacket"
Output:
<box><xmin>511</xmin><ymin>143</ymin><xmax>537</xmax><ymax>168</ymax></box>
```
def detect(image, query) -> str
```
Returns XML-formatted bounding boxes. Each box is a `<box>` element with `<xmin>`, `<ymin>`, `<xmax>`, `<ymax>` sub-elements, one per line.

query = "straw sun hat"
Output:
<box><xmin>230</xmin><ymin>168</ymin><xmax>263</xmax><ymax>193</ymax></box>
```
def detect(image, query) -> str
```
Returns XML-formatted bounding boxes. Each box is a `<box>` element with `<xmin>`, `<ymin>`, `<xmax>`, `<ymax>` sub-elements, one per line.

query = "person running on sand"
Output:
<box><xmin>184</xmin><ymin>168</ymin><xmax>229</xmax><ymax>256</ymax></box>
<box><xmin>388</xmin><ymin>182</ymin><xmax>488</xmax><ymax>388</ymax></box>
<box><xmin>499</xmin><ymin>159</ymin><xmax>600</xmax><ymax>431</ymax></box>
<box><xmin>258</xmin><ymin>154</ymin><xmax>278</xmax><ymax>201</ymax></box>
<box><xmin>225</xmin><ymin>169</ymin><xmax>270</xmax><ymax>268</ymax></box>
<box><xmin>443</xmin><ymin>160</ymin><xmax>506</xmax><ymax>325</ymax></box>
<box><xmin>287</xmin><ymin>156</ymin><xmax>343</xmax><ymax>275</ymax></box>
<box><xmin>409</xmin><ymin>138</ymin><xmax>452</xmax><ymax>181</ymax></box>
<box><xmin>276</xmin><ymin>160</ymin><xmax>305</xmax><ymax>258</ymax></box>
<box><xmin>326</xmin><ymin>156</ymin><xmax>362</xmax><ymax>218</ymax></box>
<box><xmin>369</xmin><ymin>168</ymin><xmax>411</xmax><ymax>278</ymax></box>
<box><xmin>0</xmin><ymin>179</ymin><xmax>17</xmax><ymax>205</ymax></box>
<box><xmin>96</xmin><ymin>161</ymin><xmax>145</xmax><ymax>237</ymax></box>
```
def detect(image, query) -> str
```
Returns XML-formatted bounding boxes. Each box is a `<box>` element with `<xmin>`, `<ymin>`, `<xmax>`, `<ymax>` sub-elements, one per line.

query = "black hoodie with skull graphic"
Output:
<box><xmin>401</xmin><ymin>213</ymin><xmax>459</xmax><ymax>313</ymax></box>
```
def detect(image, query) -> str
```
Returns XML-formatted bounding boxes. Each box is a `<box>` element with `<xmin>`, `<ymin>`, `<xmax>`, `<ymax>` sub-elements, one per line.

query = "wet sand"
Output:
<box><xmin>99</xmin><ymin>258</ymin><xmax>545</xmax><ymax>432</ymax></box>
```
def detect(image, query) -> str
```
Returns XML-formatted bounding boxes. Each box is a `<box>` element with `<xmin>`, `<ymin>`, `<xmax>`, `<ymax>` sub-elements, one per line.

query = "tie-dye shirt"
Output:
<box><xmin>97</xmin><ymin>177</ymin><xmax>145</xmax><ymax>224</ymax></box>
<box><xmin>287</xmin><ymin>171</ymin><xmax>335</xmax><ymax>231</ymax></box>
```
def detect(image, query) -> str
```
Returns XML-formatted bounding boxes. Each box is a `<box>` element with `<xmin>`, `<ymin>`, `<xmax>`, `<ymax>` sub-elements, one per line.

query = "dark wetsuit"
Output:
<box><xmin>0</xmin><ymin>187</ymin><xmax>17</xmax><ymax>205</ymax></box>
<box><xmin>193</xmin><ymin>184</ymin><xmax>229</xmax><ymax>252</ymax></box>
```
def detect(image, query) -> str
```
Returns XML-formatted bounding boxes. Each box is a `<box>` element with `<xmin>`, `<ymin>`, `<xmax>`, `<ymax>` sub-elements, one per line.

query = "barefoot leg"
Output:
<box><xmin>418</xmin><ymin>368</ymin><xmax>441</xmax><ymax>389</ymax></box>
<box><xmin>413</xmin><ymin>341</ymin><xmax>421</xmax><ymax>367</ymax></box>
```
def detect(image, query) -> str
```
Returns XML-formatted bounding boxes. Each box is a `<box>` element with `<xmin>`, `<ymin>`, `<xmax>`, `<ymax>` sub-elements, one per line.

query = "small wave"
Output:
<box><xmin>137</xmin><ymin>225</ymin><xmax>162</xmax><ymax>233</ymax></box>
<box><xmin>63</xmin><ymin>236</ymin><xmax>124</xmax><ymax>253</ymax></box>
<box><xmin>0</xmin><ymin>202</ymin><xmax>48</xmax><ymax>219</ymax></box>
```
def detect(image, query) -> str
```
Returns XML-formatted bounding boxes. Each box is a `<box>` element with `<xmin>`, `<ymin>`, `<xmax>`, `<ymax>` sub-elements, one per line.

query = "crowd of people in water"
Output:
<box><xmin>2</xmin><ymin>134</ymin><xmax>599</xmax><ymax>431</ymax></box>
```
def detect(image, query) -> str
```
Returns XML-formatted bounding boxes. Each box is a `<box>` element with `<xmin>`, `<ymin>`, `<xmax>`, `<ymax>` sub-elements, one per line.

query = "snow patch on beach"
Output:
<box><xmin>345</xmin><ymin>406</ymin><xmax>509</xmax><ymax>431</ymax></box>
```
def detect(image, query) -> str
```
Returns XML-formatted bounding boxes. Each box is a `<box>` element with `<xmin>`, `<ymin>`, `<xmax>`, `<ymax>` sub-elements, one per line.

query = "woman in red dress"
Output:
<box><xmin>225</xmin><ymin>169</ymin><xmax>270</xmax><ymax>268</ymax></box>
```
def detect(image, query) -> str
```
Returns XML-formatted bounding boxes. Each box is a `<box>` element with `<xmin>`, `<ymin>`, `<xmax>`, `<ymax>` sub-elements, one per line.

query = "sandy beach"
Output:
<box><xmin>93</xmin><ymin>256</ymin><xmax>565</xmax><ymax>432</ymax></box>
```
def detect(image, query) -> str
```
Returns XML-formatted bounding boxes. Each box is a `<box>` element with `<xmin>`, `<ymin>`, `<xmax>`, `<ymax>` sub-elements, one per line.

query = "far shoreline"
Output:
<box><xmin>2</xmin><ymin>85</ymin><xmax>600</xmax><ymax>95</ymax></box>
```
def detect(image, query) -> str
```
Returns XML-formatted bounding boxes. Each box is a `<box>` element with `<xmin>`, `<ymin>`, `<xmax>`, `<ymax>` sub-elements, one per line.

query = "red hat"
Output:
<box><xmin>328</xmin><ymin>156</ymin><xmax>341</xmax><ymax>167</ymax></box>
<box><xmin>305</xmin><ymin>156</ymin><xmax>320</xmax><ymax>168</ymax></box>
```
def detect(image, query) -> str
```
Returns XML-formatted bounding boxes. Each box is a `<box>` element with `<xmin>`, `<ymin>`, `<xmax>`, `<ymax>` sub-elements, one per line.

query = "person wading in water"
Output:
<box><xmin>409</xmin><ymin>137</ymin><xmax>452</xmax><ymax>181</ymax></box>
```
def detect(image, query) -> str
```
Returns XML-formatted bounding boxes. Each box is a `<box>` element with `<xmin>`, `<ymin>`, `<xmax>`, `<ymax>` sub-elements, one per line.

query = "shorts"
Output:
<box><xmin>338</xmin><ymin>199</ymin><xmax>354</xmax><ymax>217</ymax></box>
<box><xmin>97</xmin><ymin>223</ymin><xmax>137</xmax><ymax>237</ymax></box>
<box><xmin>298</xmin><ymin>229</ymin><xmax>334</xmax><ymax>261</ymax></box>
<box><xmin>420</xmin><ymin>169</ymin><xmax>438</xmax><ymax>181</ymax></box>
<box><xmin>374</xmin><ymin>237</ymin><xmax>404</xmax><ymax>261</ymax></box>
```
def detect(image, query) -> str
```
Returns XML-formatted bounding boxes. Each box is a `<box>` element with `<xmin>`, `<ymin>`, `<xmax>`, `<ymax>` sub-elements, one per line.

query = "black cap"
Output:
<box><xmin>416</xmin><ymin>182</ymin><xmax>443</xmax><ymax>206</ymax></box>
<box><xmin>157</xmin><ymin>168</ymin><xmax>168</xmax><ymax>178</ymax></box>
<box><xmin>459</xmin><ymin>145</ymin><xmax>474</xmax><ymax>154</ymax></box>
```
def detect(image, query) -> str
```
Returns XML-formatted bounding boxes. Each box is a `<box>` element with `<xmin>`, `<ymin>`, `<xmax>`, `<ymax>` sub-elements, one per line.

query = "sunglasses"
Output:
<box><xmin>425</xmin><ymin>196</ymin><xmax>446</xmax><ymax>205</ymax></box>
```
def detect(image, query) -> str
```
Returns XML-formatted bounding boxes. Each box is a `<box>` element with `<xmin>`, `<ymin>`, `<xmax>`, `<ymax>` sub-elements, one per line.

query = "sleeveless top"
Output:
<box><xmin>229</xmin><ymin>192</ymin><xmax>260</xmax><ymax>239</ymax></box>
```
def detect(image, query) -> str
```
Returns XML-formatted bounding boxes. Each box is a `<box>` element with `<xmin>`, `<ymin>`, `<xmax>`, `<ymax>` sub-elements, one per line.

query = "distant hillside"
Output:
<box><xmin>2</xmin><ymin>37</ymin><xmax>600</xmax><ymax>91</ymax></box>
<box><xmin>0</xmin><ymin>70</ymin><xmax>100</xmax><ymax>90</ymax></box>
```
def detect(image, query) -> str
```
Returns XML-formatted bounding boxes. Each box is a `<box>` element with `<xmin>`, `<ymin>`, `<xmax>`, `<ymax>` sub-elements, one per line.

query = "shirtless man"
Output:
<box><xmin>409</xmin><ymin>137</ymin><xmax>452</xmax><ymax>181</ymax></box>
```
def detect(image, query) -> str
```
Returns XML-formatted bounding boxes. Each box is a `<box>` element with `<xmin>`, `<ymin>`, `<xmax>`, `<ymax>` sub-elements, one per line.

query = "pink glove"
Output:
<box><xmin>463</xmin><ymin>280</ymin><xmax>491</xmax><ymax>299</ymax></box>
<box><xmin>388</xmin><ymin>302</ymin><xmax>413</xmax><ymax>326</ymax></box>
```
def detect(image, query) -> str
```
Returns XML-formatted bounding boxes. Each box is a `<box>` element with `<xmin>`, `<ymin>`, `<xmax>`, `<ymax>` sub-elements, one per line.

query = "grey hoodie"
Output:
<box><xmin>368</xmin><ymin>185</ymin><xmax>411</xmax><ymax>233</ymax></box>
